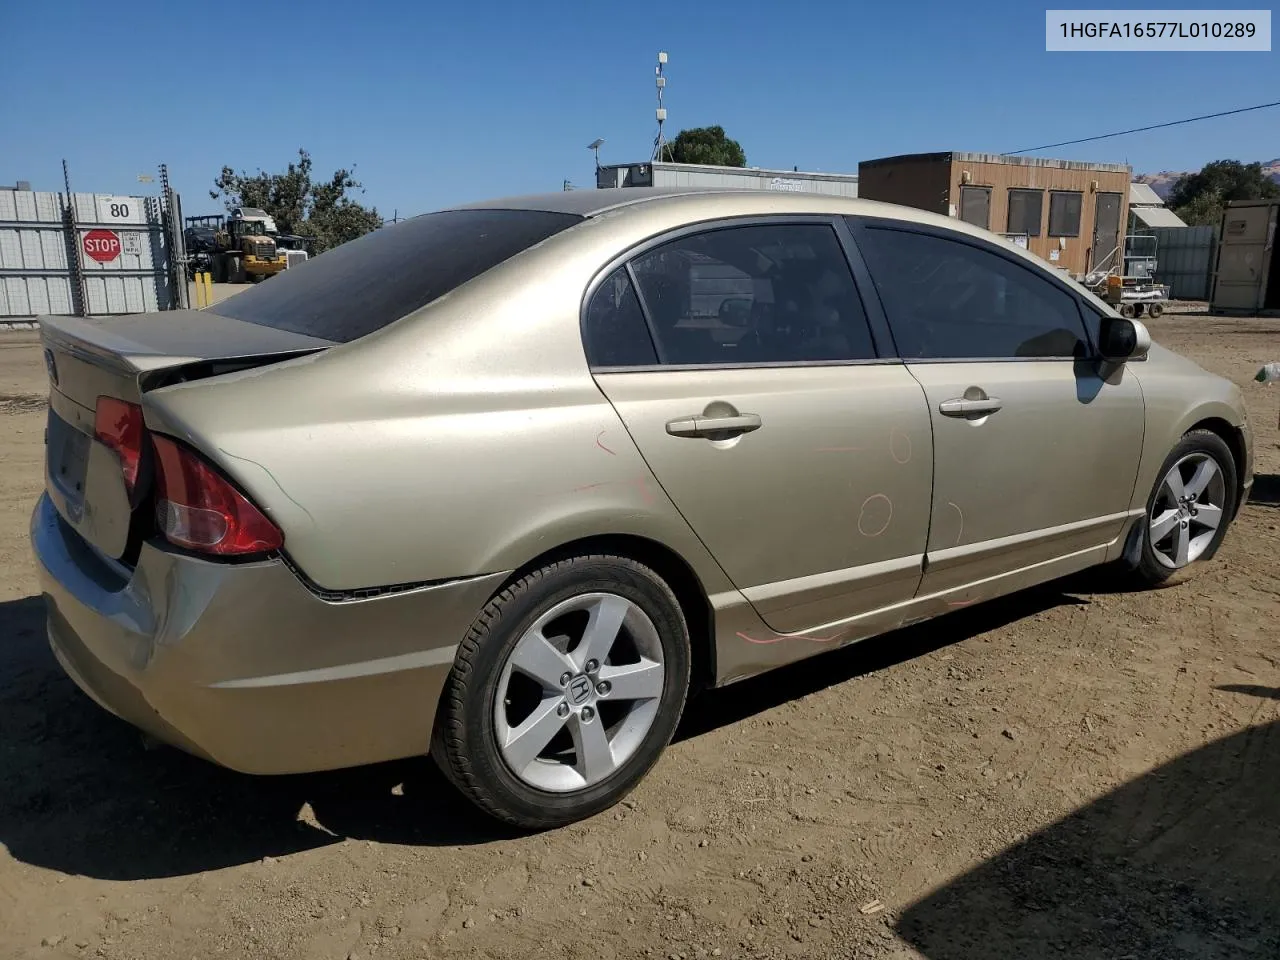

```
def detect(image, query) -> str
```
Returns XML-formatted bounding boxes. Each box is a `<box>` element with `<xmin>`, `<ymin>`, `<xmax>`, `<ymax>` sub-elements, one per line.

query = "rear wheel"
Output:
<box><xmin>1128</xmin><ymin>429</ymin><xmax>1237</xmax><ymax>586</ymax></box>
<box><xmin>1146</xmin><ymin>302</ymin><xmax>1165</xmax><ymax>319</ymax></box>
<box><xmin>433</xmin><ymin>555</ymin><xmax>691</xmax><ymax>828</ymax></box>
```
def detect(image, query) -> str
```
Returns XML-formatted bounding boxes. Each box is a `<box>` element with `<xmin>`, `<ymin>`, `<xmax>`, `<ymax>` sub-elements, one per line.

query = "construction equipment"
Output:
<box><xmin>183</xmin><ymin>208</ymin><xmax>287</xmax><ymax>283</ymax></box>
<box><xmin>274</xmin><ymin>233</ymin><xmax>316</xmax><ymax>269</ymax></box>
<box><xmin>1081</xmin><ymin>233</ymin><xmax>1170</xmax><ymax>319</ymax></box>
<box><xmin>183</xmin><ymin>215</ymin><xmax>221</xmax><ymax>280</ymax></box>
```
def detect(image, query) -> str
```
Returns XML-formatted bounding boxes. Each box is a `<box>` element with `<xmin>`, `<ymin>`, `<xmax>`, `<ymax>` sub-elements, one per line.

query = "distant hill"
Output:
<box><xmin>1136</xmin><ymin>159</ymin><xmax>1280</xmax><ymax>200</ymax></box>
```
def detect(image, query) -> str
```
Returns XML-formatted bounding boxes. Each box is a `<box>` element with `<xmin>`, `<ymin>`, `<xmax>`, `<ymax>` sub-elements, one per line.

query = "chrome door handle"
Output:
<box><xmin>666</xmin><ymin>413</ymin><xmax>763</xmax><ymax>438</ymax></box>
<box><xmin>938</xmin><ymin>397</ymin><xmax>1003</xmax><ymax>417</ymax></box>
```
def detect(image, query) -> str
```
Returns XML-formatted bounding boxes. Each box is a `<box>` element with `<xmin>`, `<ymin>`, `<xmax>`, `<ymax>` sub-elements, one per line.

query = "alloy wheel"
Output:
<box><xmin>1149</xmin><ymin>452</ymin><xmax>1227</xmax><ymax>569</ymax></box>
<box><xmin>493</xmin><ymin>592</ymin><xmax>666</xmax><ymax>792</ymax></box>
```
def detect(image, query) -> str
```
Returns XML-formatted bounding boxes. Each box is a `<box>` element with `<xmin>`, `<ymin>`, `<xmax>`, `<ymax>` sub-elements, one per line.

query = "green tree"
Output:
<box><xmin>659</xmin><ymin>126</ymin><xmax>747</xmax><ymax>167</ymax></box>
<box><xmin>1168</xmin><ymin>160</ymin><xmax>1280</xmax><ymax>227</ymax></box>
<box><xmin>211</xmin><ymin>149</ymin><xmax>382</xmax><ymax>253</ymax></box>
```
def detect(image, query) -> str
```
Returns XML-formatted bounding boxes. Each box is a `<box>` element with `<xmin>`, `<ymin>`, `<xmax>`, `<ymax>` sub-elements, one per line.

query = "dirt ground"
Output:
<box><xmin>1</xmin><ymin>312</ymin><xmax>1278</xmax><ymax>960</ymax></box>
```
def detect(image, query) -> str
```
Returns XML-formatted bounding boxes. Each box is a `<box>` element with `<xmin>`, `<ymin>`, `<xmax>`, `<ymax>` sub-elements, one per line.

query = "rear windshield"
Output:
<box><xmin>208</xmin><ymin>208</ymin><xmax>582</xmax><ymax>342</ymax></box>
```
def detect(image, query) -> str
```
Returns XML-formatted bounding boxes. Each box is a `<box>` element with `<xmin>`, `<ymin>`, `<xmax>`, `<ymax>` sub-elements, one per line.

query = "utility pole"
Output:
<box><xmin>651</xmin><ymin>51</ymin><xmax>668</xmax><ymax>162</ymax></box>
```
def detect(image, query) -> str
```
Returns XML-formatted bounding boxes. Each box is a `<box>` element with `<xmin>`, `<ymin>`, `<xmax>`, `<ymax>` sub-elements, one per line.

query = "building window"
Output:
<box><xmin>1048</xmin><ymin>191</ymin><xmax>1083</xmax><ymax>237</ymax></box>
<box><xmin>959</xmin><ymin>186</ymin><xmax>991</xmax><ymax>229</ymax></box>
<box><xmin>1006</xmin><ymin>189</ymin><xmax>1044</xmax><ymax>237</ymax></box>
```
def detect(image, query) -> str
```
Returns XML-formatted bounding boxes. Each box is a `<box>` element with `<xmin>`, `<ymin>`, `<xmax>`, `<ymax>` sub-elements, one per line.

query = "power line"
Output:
<box><xmin>1006</xmin><ymin>100</ymin><xmax>1280</xmax><ymax>155</ymax></box>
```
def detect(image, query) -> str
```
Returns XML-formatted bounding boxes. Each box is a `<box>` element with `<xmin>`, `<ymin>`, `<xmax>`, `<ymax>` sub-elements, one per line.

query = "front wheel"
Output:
<box><xmin>1129</xmin><ymin>429</ymin><xmax>1237</xmax><ymax>586</ymax></box>
<box><xmin>432</xmin><ymin>555</ymin><xmax>691</xmax><ymax>828</ymax></box>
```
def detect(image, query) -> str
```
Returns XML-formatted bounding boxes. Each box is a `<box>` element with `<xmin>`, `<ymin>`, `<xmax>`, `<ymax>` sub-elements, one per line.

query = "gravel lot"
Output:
<box><xmin>1</xmin><ymin>311</ymin><xmax>1277</xmax><ymax>960</ymax></box>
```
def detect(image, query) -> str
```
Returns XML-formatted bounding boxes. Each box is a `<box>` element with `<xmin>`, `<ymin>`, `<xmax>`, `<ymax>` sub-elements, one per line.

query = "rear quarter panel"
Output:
<box><xmin>142</xmin><ymin>220</ymin><xmax>735</xmax><ymax>598</ymax></box>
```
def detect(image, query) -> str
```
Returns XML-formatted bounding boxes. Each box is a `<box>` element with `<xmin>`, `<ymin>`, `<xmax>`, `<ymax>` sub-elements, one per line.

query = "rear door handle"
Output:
<box><xmin>938</xmin><ymin>397</ymin><xmax>1003</xmax><ymax>417</ymax></box>
<box><xmin>666</xmin><ymin>413</ymin><xmax>763</xmax><ymax>438</ymax></box>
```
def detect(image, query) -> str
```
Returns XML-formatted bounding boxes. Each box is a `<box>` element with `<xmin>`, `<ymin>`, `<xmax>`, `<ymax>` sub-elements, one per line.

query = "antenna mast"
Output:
<box><xmin>651</xmin><ymin>51</ymin><xmax>668</xmax><ymax>162</ymax></box>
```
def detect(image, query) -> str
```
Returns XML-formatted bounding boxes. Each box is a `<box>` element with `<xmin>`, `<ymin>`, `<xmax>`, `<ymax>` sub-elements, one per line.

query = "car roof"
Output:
<box><xmin>441</xmin><ymin>187</ymin><xmax>1118</xmax><ymax>316</ymax></box>
<box><xmin>445</xmin><ymin>187</ymin><xmax>985</xmax><ymax>242</ymax></box>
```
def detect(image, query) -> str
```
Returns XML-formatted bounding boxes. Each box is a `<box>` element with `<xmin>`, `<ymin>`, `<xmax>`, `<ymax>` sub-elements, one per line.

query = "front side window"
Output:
<box><xmin>626</xmin><ymin>223</ymin><xmax>876</xmax><ymax>366</ymax></box>
<box><xmin>1007</xmin><ymin>189</ymin><xmax>1044</xmax><ymax>237</ymax></box>
<box><xmin>855</xmin><ymin>226</ymin><xmax>1090</xmax><ymax>360</ymax></box>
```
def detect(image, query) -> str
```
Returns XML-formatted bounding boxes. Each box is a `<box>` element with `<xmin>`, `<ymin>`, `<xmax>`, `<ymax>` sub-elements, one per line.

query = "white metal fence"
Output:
<box><xmin>0</xmin><ymin>186</ymin><xmax>186</xmax><ymax>319</ymax></box>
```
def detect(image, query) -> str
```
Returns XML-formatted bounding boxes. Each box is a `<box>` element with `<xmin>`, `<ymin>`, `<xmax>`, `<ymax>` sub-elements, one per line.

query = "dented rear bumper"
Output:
<box><xmin>30</xmin><ymin>493</ymin><xmax>503</xmax><ymax>774</ymax></box>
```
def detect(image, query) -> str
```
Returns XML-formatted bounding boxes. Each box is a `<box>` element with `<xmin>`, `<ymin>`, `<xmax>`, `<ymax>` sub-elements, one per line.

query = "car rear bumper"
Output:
<box><xmin>30</xmin><ymin>493</ymin><xmax>506</xmax><ymax>774</ymax></box>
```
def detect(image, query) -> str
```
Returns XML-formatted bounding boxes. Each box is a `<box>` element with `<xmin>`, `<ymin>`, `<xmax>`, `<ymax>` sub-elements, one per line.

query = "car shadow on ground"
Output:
<box><xmin>1248</xmin><ymin>473</ymin><xmax>1280</xmax><ymax>508</ymax></box>
<box><xmin>0</xmin><ymin>582</ymin><xmax>1103</xmax><ymax>881</ymax></box>
<box><xmin>895</xmin><ymin>692</ymin><xmax>1280</xmax><ymax>959</ymax></box>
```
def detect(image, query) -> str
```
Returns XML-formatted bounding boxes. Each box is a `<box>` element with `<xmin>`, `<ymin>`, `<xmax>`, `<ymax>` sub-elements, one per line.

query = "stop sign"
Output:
<box><xmin>83</xmin><ymin>229</ymin><xmax>121</xmax><ymax>263</ymax></box>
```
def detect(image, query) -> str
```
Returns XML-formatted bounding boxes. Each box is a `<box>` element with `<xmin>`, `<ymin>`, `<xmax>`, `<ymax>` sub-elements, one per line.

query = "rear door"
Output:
<box><xmin>584</xmin><ymin>218</ymin><xmax>933</xmax><ymax>635</ymax></box>
<box><xmin>849</xmin><ymin>218</ymin><xmax>1145</xmax><ymax>609</ymax></box>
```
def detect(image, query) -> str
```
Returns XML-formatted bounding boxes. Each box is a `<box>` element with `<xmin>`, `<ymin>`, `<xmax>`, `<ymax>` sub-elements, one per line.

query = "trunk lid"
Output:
<box><xmin>39</xmin><ymin>310</ymin><xmax>330</xmax><ymax>563</ymax></box>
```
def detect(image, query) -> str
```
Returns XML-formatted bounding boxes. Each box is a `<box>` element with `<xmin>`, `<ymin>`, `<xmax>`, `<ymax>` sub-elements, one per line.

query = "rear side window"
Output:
<box><xmin>208</xmin><ymin>209</ymin><xmax>581</xmax><ymax>343</ymax></box>
<box><xmin>583</xmin><ymin>268</ymin><xmax>658</xmax><ymax>367</ymax></box>
<box><xmin>856</xmin><ymin>226</ymin><xmax>1089</xmax><ymax>360</ymax></box>
<box><xmin>626</xmin><ymin>223</ymin><xmax>877</xmax><ymax>366</ymax></box>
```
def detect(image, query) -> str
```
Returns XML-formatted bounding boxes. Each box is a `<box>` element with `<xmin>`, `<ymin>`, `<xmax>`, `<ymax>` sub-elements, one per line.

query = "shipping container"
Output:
<box><xmin>1210</xmin><ymin>199</ymin><xmax>1280</xmax><ymax>315</ymax></box>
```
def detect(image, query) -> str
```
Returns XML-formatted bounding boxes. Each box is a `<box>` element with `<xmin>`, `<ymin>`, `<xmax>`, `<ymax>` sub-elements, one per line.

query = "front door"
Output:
<box><xmin>1091</xmin><ymin>192</ymin><xmax>1123</xmax><ymax>272</ymax></box>
<box><xmin>850</xmin><ymin>219</ymin><xmax>1145</xmax><ymax>608</ymax></box>
<box><xmin>583</xmin><ymin>219</ymin><xmax>933</xmax><ymax>634</ymax></box>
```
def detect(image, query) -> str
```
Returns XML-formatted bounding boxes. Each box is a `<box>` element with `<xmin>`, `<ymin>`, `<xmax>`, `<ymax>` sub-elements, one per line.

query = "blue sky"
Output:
<box><xmin>2</xmin><ymin>1</ymin><xmax>1276</xmax><ymax>218</ymax></box>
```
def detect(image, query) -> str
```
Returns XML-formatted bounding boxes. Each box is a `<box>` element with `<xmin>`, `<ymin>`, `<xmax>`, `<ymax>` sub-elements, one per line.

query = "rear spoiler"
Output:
<box><xmin>38</xmin><ymin>311</ymin><xmax>333</xmax><ymax>378</ymax></box>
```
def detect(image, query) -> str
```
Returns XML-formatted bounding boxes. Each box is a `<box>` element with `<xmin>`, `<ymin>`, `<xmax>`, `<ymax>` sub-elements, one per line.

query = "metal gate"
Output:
<box><xmin>0</xmin><ymin>180</ymin><xmax>187</xmax><ymax>320</ymax></box>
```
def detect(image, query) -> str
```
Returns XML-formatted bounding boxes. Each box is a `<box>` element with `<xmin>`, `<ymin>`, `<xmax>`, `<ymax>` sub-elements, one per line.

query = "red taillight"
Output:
<box><xmin>94</xmin><ymin>397</ymin><xmax>145</xmax><ymax>494</ymax></box>
<box><xmin>151</xmin><ymin>435</ymin><xmax>283</xmax><ymax>556</ymax></box>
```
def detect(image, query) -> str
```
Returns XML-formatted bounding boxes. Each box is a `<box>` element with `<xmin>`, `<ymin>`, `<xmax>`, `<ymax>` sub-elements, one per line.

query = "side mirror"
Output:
<box><xmin>1098</xmin><ymin>316</ymin><xmax>1151</xmax><ymax>361</ymax></box>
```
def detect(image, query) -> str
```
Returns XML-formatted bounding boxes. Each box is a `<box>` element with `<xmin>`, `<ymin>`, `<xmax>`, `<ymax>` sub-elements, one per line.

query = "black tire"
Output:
<box><xmin>432</xmin><ymin>554</ymin><xmax>691</xmax><ymax>829</ymax></box>
<box><xmin>1127</xmin><ymin>429</ymin><xmax>1238</xmax><ymax>587</ymax></box>
<box><xmin>1147</xmin><ymin>302</ymin><xmax>1165</xmax><ymax>319</ymax></box>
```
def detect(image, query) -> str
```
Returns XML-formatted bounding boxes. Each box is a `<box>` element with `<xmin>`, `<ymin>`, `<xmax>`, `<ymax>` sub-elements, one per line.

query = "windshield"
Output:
<box><xmin>208</xmin><ymin>208</ymin><xmax>582</xmax><ymax>343</ymax></box>
<box><xmin>235</xmin><ymin>220</ymin><xmax>275</xmax><ymax>238</ymax></box>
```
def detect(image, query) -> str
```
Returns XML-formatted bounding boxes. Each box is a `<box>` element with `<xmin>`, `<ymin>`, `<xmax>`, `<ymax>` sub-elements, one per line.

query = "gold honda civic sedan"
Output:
<box><xmin>32</xmin><ymin>188</ymin><xmax>1252</xmax><ymax>827</ymax></box>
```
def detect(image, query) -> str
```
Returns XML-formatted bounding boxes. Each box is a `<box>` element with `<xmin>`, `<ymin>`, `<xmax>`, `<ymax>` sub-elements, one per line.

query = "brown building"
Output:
<box><xmin>857</xmin><ymin>152</ymin><xmax>1132</xmax><ymax>277</ymax></box>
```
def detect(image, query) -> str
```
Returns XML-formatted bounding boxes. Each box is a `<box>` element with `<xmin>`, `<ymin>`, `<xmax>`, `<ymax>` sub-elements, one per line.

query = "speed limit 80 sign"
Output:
<box><xmin>96</xmin><ymin>196</ymin><xmax>138</xmax><ymax>223</ymax></box>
